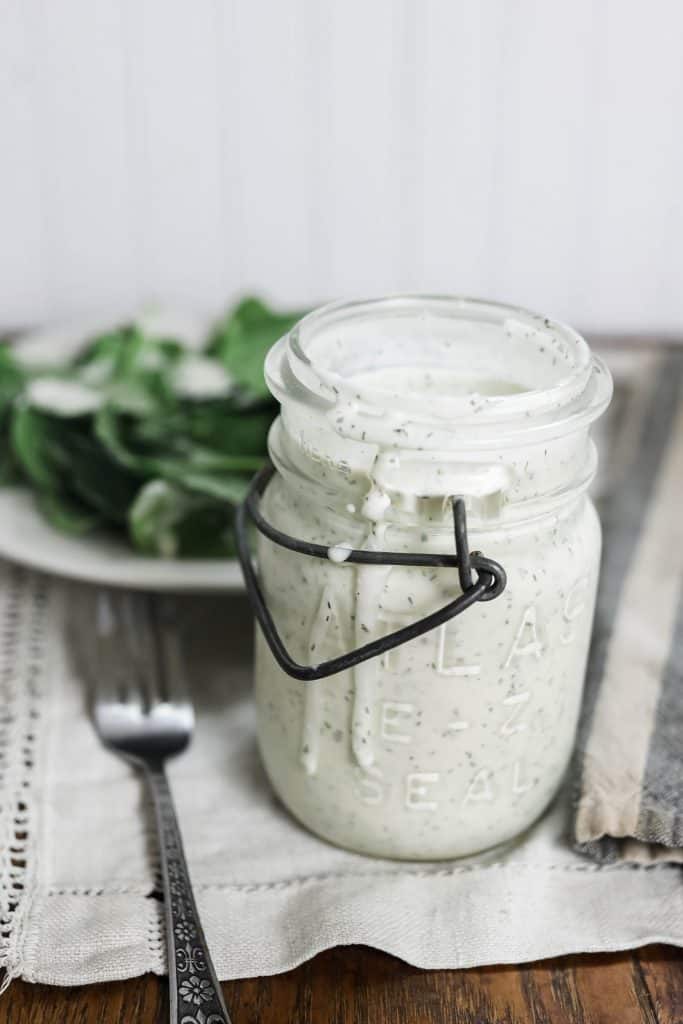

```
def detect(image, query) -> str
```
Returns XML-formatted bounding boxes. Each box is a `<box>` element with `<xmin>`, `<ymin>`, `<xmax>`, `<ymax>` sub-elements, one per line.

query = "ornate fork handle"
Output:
<box><xmin>145</xmin><ymin>763</ymin><xmax>232</xmax><ymax>1024</ymax></box>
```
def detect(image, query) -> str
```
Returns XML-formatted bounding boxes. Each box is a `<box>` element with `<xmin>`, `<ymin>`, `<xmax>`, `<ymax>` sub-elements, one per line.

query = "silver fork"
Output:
<box><xmin>88</xmin><ymin>589</ymin><xmax>232</xmax><ymax>1024</ymax></box>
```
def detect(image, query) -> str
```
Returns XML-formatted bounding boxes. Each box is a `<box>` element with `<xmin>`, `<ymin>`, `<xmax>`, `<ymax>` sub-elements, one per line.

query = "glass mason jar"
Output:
<box><xmin>252</xmin><ymin>296</ymin><xmax>612</xmax><ymax>860</ymax></box>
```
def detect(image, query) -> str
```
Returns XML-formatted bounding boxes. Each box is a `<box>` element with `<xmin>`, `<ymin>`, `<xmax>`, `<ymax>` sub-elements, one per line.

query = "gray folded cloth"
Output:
<box><xmin>573</xmin><ymin>344</ymin><xmax>683</xmax><ymax>861</ymax></box>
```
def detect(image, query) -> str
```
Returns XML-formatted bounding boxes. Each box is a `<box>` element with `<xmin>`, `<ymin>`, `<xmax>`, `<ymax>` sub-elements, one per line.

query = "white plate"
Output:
<box><xmin>2</xmin><ymin>310</ymin><xmax>246</xmax><ymax>592</ymax></box>
<box><xmin>0</xmin><ymin>487</ymin><xmax>244</xmax><ymax>591</ymax></box>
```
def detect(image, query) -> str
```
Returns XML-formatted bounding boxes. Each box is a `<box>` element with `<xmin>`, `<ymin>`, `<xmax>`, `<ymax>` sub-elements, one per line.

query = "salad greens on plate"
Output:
<box><xmin>0</xmin><ymin>297</ymin><xmax>305</xmax><ymax>558</ymax></box>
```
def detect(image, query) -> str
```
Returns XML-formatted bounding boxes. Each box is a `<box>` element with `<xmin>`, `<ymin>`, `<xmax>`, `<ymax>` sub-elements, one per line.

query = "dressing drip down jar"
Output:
<box><xmin>236</xmin><ymin>296</ymin><xmax>612</xmax><ymax>860</ymax></box>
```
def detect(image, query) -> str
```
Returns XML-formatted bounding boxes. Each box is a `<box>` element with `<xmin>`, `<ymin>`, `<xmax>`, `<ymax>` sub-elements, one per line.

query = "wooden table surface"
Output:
<box><xmin>3</xmin><ymin>944</ymin><xmax>682</xmax><ymax>1023</ymax></box>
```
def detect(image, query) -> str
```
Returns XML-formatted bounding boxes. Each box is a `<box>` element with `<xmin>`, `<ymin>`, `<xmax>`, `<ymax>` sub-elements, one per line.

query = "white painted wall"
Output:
<box><xmin>1</xmin><ymin>0</ymin><xmax>682</xmax><ymax>332</ymax></box>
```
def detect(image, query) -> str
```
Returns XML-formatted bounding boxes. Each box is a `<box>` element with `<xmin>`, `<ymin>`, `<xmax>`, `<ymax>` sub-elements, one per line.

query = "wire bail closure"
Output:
<box><xmin>235</xmin><ymin>463</ymin><xmax>507</xmax><ymax>682</ymax></box>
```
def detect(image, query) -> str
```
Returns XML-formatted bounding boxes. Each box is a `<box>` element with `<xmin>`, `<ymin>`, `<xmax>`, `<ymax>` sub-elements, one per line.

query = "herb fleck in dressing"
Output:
<box><xmin>254</xmin><ymin>297</ymin><xmax>612</xmax><ymax>860</ymax></box>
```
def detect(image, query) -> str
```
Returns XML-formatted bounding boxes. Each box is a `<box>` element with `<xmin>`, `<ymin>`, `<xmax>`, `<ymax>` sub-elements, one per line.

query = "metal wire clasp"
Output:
<box><xmin>235</xmin><ymin>463</ymin><xmax>507</xmax><ymax>682</ymax></box>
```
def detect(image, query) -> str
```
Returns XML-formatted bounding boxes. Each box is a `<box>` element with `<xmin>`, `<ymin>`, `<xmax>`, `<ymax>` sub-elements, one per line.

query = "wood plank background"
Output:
<box><xmin>3</xmin><ymin>945</ymin><xmax>683</xmax><ymax>1023</ymax></box>
<box><xmin>1</xmin><ymin>0</ymin><xmax>682</xmax><ymax>332</ymax></box>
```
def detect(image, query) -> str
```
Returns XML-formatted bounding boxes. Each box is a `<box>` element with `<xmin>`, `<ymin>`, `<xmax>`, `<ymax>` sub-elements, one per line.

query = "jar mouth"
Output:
<box><xmin>266</xmin><ymin>295</ymin><xmax>612</xmax><ymax>448</ymax></box>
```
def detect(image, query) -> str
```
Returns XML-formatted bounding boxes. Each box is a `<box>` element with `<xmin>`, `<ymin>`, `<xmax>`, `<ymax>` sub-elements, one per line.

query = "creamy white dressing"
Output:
<box><xmin>254</xmin><ymin>298</ymin><xmax>611</xmax><ymax>860</ymax></box>
<box><xmin>172</xmin><ymin>354</ymin><xmax>233</xmax><ymax>399</ymax></box>
<box><xmin>26</xmin><ymin>377</ymin><xmax>103</xmax><ymax>416</ymax></box>
<box><xmin>327</xmin><ymin>543</ymin><xmax>355</xmax><ymax>563</ymax></box>
<box><xmin>350</xmin><ymin>365</ymin><xmax>528</xmax><ymax>399</ymax></box>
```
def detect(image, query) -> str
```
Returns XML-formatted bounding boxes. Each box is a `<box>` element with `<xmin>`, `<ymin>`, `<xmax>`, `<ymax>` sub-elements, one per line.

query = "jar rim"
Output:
<box><xmin>266</xmin><ymin>294</ymin><xmax>612</xmax><ymax>449</ymax></box>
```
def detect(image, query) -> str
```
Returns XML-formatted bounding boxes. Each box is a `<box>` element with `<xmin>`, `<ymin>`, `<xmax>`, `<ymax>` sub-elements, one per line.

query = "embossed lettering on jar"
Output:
<box><xmin>253</xmin><ymin>296</ymin><xmax>612</xmax><ymax>860</ymax></box>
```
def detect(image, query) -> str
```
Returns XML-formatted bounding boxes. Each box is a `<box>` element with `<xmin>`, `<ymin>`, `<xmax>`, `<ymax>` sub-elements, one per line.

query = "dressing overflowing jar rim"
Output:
<box><xmin>265</xmin><ymin>294</ymin><xmax>612</xmax><ymax>451</ymax></box>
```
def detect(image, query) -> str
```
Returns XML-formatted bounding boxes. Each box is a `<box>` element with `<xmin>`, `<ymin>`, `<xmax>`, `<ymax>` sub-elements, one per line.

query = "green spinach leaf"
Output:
<box><xmin>208</xmin><ymin>296</ymin><xmax>305</xmax><ymax>399</ymax></box>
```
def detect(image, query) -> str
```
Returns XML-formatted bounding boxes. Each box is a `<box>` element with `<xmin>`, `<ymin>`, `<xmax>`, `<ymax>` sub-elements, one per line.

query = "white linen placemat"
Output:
<box><xmin>1</xmin><ymin>561</ymin><xmax>683</xmax><ymax>991</ymax></box>
<box><xmin>573</xmin><ymin>346</ymin><xmax>683</xmax><ymax>860</ymax></box>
